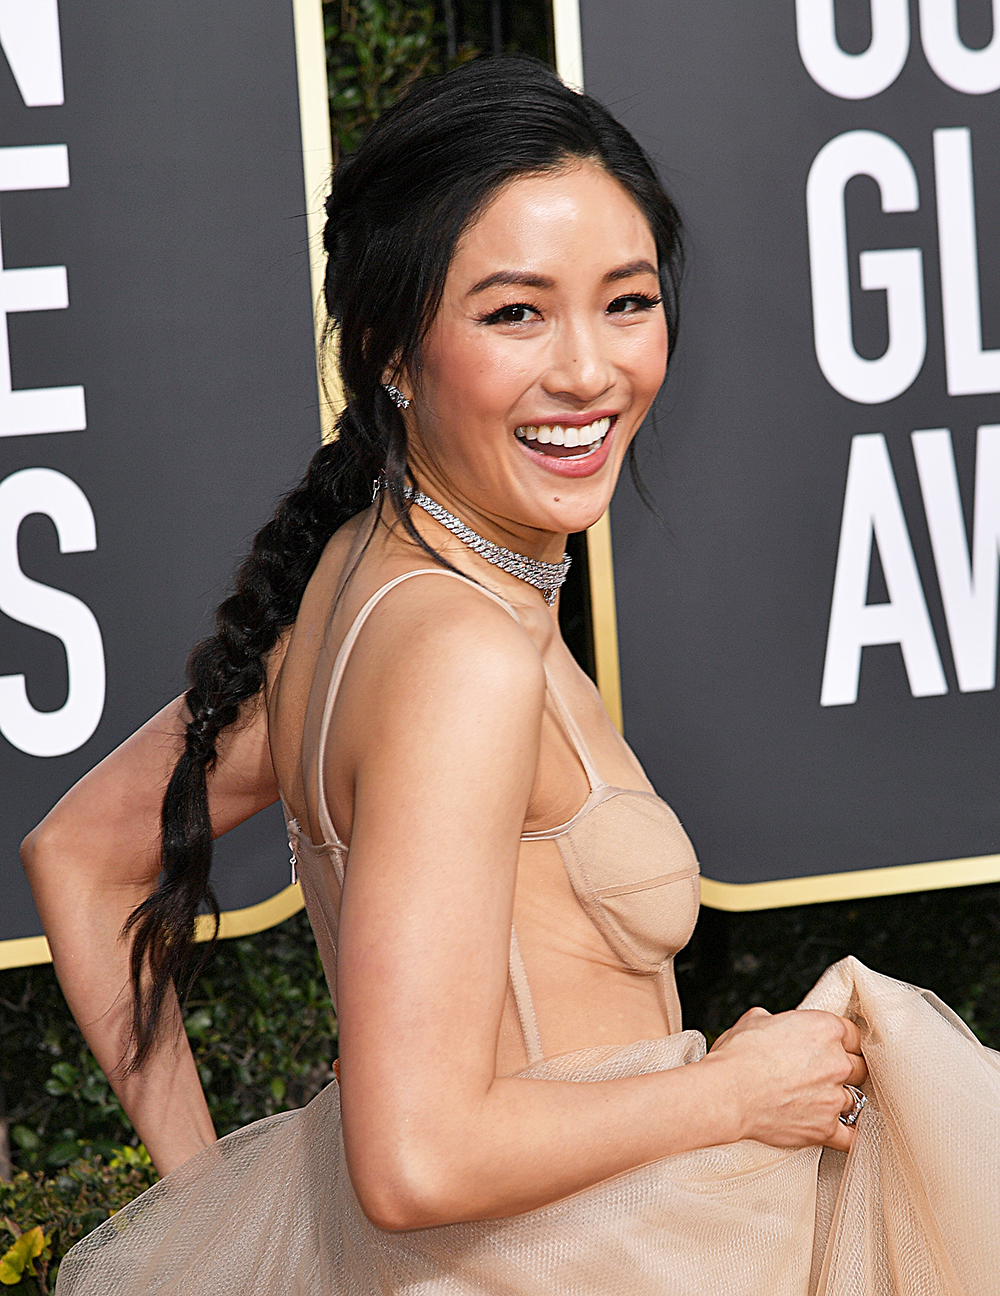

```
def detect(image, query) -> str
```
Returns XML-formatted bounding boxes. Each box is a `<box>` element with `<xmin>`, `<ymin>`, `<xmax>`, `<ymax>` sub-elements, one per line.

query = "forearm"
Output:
<box><xmin>25</xmin><ymin>849</ymin><xmax>216</xmax><ymax>1177</ymax></box>
<box><xmin>343</xmin><ymin>1051</ymin><xmax>741</xmax><ymax>1229</ymax></box>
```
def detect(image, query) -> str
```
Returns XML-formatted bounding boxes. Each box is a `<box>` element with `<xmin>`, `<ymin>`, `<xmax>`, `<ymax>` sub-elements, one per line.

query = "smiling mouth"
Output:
<box><xmin>514</xmin><ymin>415</ymin><xmax>614</xmax><ymax>459</ymax></box>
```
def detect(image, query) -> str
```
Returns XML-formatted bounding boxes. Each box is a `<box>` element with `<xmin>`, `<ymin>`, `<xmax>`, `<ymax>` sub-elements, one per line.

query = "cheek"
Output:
<box><xmin>633</xmin><ymin>320</ymin><xmax>669</xmax><ymax>391</ymax></box>
<box><xmin>446</xmin><ymin>337</ymin><xmax>533</xmax><ymax>411</ymax></box>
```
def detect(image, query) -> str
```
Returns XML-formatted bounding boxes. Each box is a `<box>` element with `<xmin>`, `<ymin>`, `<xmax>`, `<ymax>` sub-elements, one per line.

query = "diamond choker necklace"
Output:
<box><xmin>410</xmin><ymin>490</ymin><xmax>571</xmax><ymax>607</ymax></box>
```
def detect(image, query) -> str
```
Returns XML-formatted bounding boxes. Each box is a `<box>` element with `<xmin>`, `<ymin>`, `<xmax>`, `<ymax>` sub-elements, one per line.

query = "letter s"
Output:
<box><xmin>0</xmin><ymin>468</ymin><xmax>105</xmax><ymax>756</ymax></box>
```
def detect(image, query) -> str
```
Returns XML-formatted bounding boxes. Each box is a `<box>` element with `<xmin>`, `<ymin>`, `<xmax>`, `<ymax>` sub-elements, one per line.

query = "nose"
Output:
<box><xmin>542</xmin><ymin>316</ymin><xmax>615</xmax><ymax>406</ymax></box>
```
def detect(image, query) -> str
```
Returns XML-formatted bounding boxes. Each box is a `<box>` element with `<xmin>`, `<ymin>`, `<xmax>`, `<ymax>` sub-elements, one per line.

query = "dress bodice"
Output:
<box><xmin>283</xmin><ymin>567</ymin><xmax>700</xmax><ymax>1067</ymax></box>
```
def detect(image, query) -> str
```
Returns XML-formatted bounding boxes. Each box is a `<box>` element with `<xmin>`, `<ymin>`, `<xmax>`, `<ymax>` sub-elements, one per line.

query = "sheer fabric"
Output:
<box><xmin>56</xmin><ymin>959</ymin><xmax>1000</xmax><ymax>1295</ymax></box>
<box><xmin>55</xmin><ymin>571</ymin><xmax>1000</xmax><ymax>1293</ymax></box>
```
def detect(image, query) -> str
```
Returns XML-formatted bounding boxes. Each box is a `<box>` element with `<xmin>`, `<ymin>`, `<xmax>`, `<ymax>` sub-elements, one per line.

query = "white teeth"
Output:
<box><xmin>515</xmin><ymin>415</ymin><xmax>613</xmax><ymax>451</ymax></box>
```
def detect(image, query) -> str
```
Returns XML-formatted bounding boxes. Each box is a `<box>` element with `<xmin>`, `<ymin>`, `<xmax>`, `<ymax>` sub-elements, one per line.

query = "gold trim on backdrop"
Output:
<box><xmin>0</xmin><ymin>885</ymin><xmax>306</xmax><ymax>971</ymax></box>
<box><xmin>585</xmin><ymin>513</ymin><xmax>623</xmax><ymax>732</ymax></box>
<box><xmin>0</xmin><ymin>934</ymin><xmax>52</xmax><ymax>971</ymax></box>
<box><xmin>292</xmin><ymin>0</ymin><xmax>340</xmax><ymax>434</ymax></box>
<box><xmin>195</xmin><ymin>883</ymin><xmax>304</xmax><ymax>941</ymax></box>
<box><xmin>552</xmin><ymin>0</ymin><xmax>625</xmax><ymax>734</ymax></box>
<box><xmin>701</xmin><ymin>853</ymin><xmax>1000</xmax><ymax>912</ymax></box>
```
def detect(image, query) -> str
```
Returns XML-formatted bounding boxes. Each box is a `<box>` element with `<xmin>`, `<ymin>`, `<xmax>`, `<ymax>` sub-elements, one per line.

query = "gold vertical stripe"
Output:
<box><xmin>551</xmin><ymin>0</ymin><xmax>626</xmax><ymax>734</ymax></box>
<box><xmin>586</xmin><ymin>512</ymin><xmax>624</xmax><ymax>731</ymax></box>
<box><xmin>291</xmin><ymin>0</ymin><xmax>340</xmax><ymax>434</ymax></box>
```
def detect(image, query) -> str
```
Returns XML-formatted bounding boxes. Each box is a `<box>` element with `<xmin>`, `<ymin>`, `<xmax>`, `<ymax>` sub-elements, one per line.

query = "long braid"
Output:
<box><xmin>122</xmin><ymin>428</ymin><xmax>380</xmax><ymax>1069</ymax></box>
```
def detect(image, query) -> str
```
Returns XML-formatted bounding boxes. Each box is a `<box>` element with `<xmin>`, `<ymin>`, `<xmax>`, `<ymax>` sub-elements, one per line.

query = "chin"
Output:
<box><xmin>538</xmin><ymin>498</ymin><xmax>613</xmax><ymax>537</ymax></box>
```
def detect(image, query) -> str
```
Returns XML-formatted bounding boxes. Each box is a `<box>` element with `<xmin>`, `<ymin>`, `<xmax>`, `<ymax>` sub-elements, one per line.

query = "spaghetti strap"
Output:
<box><xmin>312</xmin><ymin>568</ymin><xmax>521</xmax><ymax>847</ymax></box>
<box><xmin>508</xmin><ymin>927</ymin><xmax>544</xmax><ymax>1063</ymax></box>
<box><xmin>543</xmin><ymin>670</ymin><xmax>604</xmax><ymax>793</ymax></box>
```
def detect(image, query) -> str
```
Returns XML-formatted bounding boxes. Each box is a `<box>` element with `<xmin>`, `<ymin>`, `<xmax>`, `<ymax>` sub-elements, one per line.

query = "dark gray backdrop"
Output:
<box><xmin>1</xmin><ymin>1</ymin><xmax>319</xmax><ymax>946</ymax></box>
<box><xmin>582</xmin><ymin>2</ymin><xmax>1000</xmax><ymax>886</ymax></box>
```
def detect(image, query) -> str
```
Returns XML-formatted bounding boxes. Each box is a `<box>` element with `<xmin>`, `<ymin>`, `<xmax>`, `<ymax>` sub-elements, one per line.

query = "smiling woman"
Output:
<box><xmin>23</xmin><ymin>55</ymin><xmax>1000</xmax><ymax>1296</ymax></box>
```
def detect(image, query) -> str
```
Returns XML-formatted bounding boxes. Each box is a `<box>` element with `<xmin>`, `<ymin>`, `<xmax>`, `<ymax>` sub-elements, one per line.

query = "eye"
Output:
<box><xmin>607</xmin><ymin>292</ymin><xmax>663</xmax><ymax>315</ymax></box>
<box><xmin>478</xmin><ymin>302</ymin><xmax>541</xmax><ymax>325</ymax></box>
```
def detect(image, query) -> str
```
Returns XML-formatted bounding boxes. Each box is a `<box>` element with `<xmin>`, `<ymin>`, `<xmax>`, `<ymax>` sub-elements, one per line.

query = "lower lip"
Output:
<box><xmin>515</xmin><ymin>418</ymin><xmax>617</xmax><ymax>479</ymax></box>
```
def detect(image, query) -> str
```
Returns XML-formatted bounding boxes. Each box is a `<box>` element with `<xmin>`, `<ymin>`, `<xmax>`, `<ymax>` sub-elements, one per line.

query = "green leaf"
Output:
<box><xmin>45</xmin><ymin>1141</ymin><xmax>80</xmax><ymax>1169</ymax></box>
<box><xmin>185</xmin><ymin>1009</ymin><xmax>213</xmax><ymax>1040</ymax></box>
<box><xmin>10</xmin><ymin>1129</ymin><xmax>38</xmax><ymax>1154</ymax></box>
<box><xmin>108</xmin><ymin>1146</ymin><xmax>150</xmax><ymax>1169</ymax></box>
<box><xmin>0</xmin><ymin>1225</ymin><xmax>45</xmax><ymax>1283</ymax></box>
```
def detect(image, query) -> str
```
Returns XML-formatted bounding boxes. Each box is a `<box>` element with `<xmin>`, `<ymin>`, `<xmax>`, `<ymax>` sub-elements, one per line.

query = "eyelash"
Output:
<box><xmin>477</xmin><ymin>292</ymin><xmax>663</xmax><ymax>326</ymax></box>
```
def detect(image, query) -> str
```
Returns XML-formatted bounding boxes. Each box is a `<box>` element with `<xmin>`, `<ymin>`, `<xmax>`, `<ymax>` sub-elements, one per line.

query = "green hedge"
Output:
<box><xmin>0</xmin><ymin>912</ymin><xmax>335</xmax><ymax>1177</ymax></box>
<box><xmin>0</xmin><ymin>911</ymin><xmax>333</xmax><ymax>1287</ymax></box>
<box><xmin>0</xmin><ymin>1149</ymin><xmax>158</xmax><ymax>1293</ymax></box>
<box><xmin>677</xmin><ymin>882</ymin><xmax>1000</xmax><ymax>1048</ymax></box>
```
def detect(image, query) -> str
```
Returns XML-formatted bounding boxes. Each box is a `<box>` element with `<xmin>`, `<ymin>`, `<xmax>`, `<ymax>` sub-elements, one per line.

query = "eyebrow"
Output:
<box><xmin>467</xmin><ymin>259</ymin><xmax>659</xmax><ymax>296</ymax></box>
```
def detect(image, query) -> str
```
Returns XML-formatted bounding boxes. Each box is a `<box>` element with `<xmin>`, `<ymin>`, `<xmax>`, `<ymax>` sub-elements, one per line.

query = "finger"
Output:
<box><xmin>845</xmin><ymin>1053</ymin><xmax>868</xmax><ymax>1088</ymax></box>
<box><xmin>838</xmin><ymin>1017</ymin><xmax>863</xmax><ymax>1055</ymax></box>
<box><xmin>840</xmin><ymin>1085</ymin><xmax>864</xmax><ymax>1118</ymax></box>
<box><xmin>823</xmin><ymin>1122</ymin><xmax>856</xmax><ymax>1154</ymax></box>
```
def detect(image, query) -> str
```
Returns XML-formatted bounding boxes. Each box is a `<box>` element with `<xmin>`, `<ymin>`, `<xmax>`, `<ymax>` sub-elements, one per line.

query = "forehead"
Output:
<box><xmin>449</xmin><ymin>161</ymin><xmax>657</xmax><ymax>285</ymax></box>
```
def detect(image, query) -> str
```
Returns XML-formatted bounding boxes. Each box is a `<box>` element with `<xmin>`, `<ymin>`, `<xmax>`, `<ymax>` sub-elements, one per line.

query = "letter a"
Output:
<box><xmin>0</xmin><ymin>0</ymin><xmax>64</xmax><ymax>106</ymax></box>
<box><xmin>821</xmin><ymin>434</ymin><xmax>947</xmax><ymax>706</ymax></box>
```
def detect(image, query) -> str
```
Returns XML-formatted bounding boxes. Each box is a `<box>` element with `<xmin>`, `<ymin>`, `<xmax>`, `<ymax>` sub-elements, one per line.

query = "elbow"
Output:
<box><xmin>20</xmin><ymin>822</ymin><xmax>46</xmax><ymax>880</ymax></box>
<box><xmin>347</xmin><ymin>1136</ymin><xmax>473</xmax><ymax>1233</ymax></box>
<box><xmin>21</xmin><ymin>815</ymin><xmax>75</xmax><ymax>886</ymax></box>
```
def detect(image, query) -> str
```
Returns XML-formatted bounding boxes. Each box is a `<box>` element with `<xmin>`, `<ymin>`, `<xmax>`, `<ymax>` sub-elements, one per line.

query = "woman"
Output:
<box><xmin>25</xmin><ymin>58</ymin><xmax>999</xmax><ymax>1295</ymax></box>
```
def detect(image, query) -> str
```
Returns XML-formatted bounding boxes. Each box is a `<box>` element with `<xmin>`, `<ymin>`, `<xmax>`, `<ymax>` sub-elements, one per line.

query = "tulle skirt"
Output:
<box><xmin>55</xmin><ymin>958</ymin><xmax>1000</xmax><ymax>1295</ymax></box>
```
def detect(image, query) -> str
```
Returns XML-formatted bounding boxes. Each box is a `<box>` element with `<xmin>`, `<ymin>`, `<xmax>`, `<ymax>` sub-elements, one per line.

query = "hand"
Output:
<box><xmin>707</xmin><ymin>1007</ymin><xmax>868</xmax><ymax>1153</ymax></box>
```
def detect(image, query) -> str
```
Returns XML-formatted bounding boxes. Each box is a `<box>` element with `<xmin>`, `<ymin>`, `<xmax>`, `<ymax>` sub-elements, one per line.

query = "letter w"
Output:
<box><xmin>913</xmin><ymin>425</ymin><xmax>1000</xmax><ymax>692</ymax></box>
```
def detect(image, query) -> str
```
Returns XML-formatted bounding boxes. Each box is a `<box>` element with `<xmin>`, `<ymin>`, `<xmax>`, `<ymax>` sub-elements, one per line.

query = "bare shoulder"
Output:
<box><xmin>341</xmin><ymin>571</ymin><xmax>546</xmax><ymax>731</ymax></box>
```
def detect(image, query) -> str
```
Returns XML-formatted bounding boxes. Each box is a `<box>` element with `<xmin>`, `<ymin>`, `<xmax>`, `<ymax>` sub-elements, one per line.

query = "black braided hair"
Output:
<box><xmin>122</xmin><ymin>55</ymin><xmax>683</xmax><ymax>1070</ymax></box>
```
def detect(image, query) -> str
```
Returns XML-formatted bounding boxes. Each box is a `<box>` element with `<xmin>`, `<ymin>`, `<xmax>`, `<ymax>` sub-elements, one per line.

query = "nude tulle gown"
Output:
<box><xmin>56</xmin><ymin>571</ymin><xmax>1000</xmax><ymax>1295</ymax></box>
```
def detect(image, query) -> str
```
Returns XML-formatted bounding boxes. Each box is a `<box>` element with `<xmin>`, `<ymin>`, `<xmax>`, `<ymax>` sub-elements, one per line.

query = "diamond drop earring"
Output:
<box><xmin>383</xmin><ymin>384</ymin><xmax>410</xmax><ymax>410</ymax></box>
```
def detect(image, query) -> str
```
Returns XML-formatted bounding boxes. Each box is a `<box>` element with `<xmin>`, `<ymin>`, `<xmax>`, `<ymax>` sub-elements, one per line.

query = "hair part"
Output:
<box><xmin>123</xmin><ymin>55</ymin><xmax>684</xmax><ymax>1070</ymax></box>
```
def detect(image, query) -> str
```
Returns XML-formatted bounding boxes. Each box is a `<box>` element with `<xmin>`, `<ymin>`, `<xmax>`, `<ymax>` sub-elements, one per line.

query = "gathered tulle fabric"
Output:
<box><xmin>56</xmin><ymin>956</ymin><xmax>1000</xmax><ymax>1295</ymax></box>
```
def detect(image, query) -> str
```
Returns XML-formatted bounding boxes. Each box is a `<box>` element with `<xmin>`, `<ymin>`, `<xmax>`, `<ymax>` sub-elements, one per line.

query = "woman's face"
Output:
<box><xmin>402</xmin><ymin>160</ymin><xmax>668</xmax><ymax>552</ymax></box>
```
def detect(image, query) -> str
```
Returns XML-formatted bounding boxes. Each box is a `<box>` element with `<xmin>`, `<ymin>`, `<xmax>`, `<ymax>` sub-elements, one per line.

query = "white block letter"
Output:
<box><xmin>919</xmin><ymin>0</ymin><xmax>1000</xmax><ymax>94</ymax></box>
<box><xmin>821</xmin><ymin>434</ymin><xmax>946</xmax><ymax>706</ymax></box>
<box><xmin>807</xmin><ymin>131</ymin><xmax>926</xmax><ymax>405</ymax></box>
<box><xmin>0</xmin><ymin>0</ymin><xmax>64</xmax><ymax>106</ymax></box>
<box><xmin>913</xmin><ymin>426</ymin><xmax>1000</xmax><ymax>692</ymax></box>
<box><xmin>796</xmin><ymin>0</ymin><xmax>909</xmax><ymax>98</ymax></box>
<box><xmin>934</xmin><ymin>128</ymin><xmax>1000</xmax><ymax>396</ymax></box>
<box><xmin>0</xmin><ymin>144</ymin><xmax>85</xmax><ymax>437</ymax></box>
<box><xmin>0</xmin><ymin>468</ymin><xmax>105</xmax><ymax>756</ymax></box>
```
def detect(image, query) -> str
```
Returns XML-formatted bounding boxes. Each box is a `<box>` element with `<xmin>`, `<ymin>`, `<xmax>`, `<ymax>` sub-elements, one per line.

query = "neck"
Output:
<box><xmin>407</xmin><ymin>474</ymin><xmax>567</xmax><ymax>565</ymax></box>
<box><xmin>392</xmin><ymin>486</ymin><xmax>570</xmax><ymax>608</ymax></box>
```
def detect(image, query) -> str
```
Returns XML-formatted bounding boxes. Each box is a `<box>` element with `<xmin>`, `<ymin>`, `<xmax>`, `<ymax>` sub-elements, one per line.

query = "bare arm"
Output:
<box><xmin>328</xmin><ymin>585</ymin><xmax>866</xmax><ymax>1231</ymax></box>
<box><xmin>21</xmin><ymin>695</ymin><xmax>279</xmax><ymax>1175</ymax></box>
